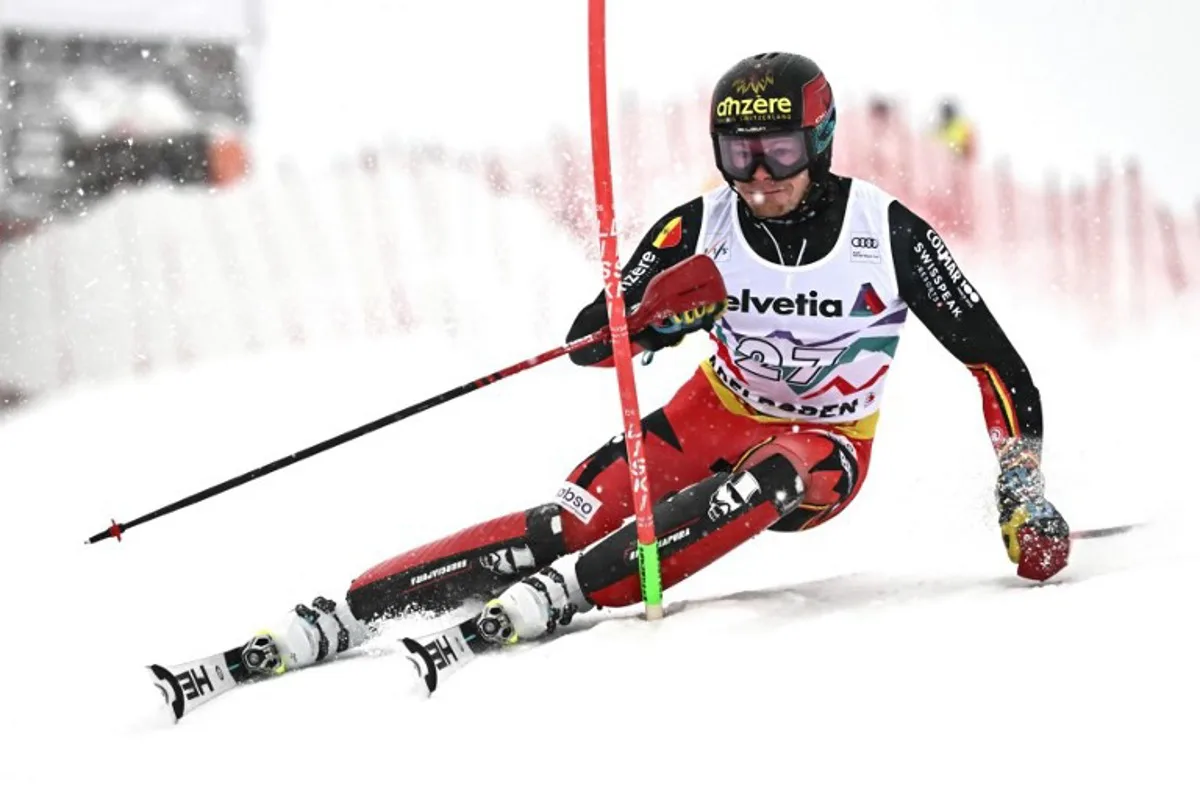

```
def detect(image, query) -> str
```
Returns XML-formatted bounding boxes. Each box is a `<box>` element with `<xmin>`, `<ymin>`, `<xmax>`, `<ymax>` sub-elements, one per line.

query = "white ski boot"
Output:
<box><xmin>242</xmin><ymin>596</ymin><xmax>370</xmax><ymax>676</ymax></box>
<box><xmin>477</xmin><ymin>554</ymin><xmax>591</xmax><ymax>645</ymax></box>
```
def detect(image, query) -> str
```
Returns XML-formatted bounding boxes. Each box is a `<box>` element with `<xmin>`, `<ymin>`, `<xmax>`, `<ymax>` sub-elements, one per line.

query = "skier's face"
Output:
<box><xmin>731</xmin><ymin>165</ymin><xmax>812</xmax><ymax>219</ymax></box>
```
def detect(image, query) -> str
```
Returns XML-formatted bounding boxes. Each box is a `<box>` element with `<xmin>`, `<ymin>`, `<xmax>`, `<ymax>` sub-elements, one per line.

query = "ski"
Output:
<box><xmin>147</xmin><ymin>646</ymin><xmax>257</xmax><ymax>722</ymax></box>
<box><xmin>149</xmin><ymin>617</ymin><xmax>495</xmax><ymax>721</ymax></box>
<box><xmin>148</xmin><ymin>632</ymin><xmax>290</xmax><ymax>722</ymax></box>
<box><xmin>1071</xmin><ymin>523</ymin><xmax>1141</xmax><ymax>540</ymax></box>
<box><xmin>151</xmin><ymin>516</ymin><xmax>1139</xmax><ymax>720</ymax></box>
<box><xmin>401</xmin><ymin>617</ymin><xmax>498</xmax><ymax>696</ymax></box>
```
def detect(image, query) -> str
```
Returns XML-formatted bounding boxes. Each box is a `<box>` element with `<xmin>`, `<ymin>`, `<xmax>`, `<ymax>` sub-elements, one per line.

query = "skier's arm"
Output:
<box><xmin>888</xmin><ymin>201</ymin><xmax>1043</xmax><ymax>460</ymax></box>
<box><xmin>890</xmin><ymin>200</ymin><xmax>1070</xmax><ymax>581</ymax></box>
<box><xmin>566</xmin><ymin>198</ymin><xmax>706</xmax><ymax>366</ymax></box>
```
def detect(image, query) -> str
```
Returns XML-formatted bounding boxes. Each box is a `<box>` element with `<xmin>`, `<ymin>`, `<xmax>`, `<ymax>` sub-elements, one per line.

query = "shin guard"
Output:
<box><xmin>347</xmin><ymin>504</ymin><xmax>566</xmax><ymax>621</ymax></box>
<box><xmin>578</xmin><ymin>454</ymin><xmax>805</xmax><ymax>608</ymax></box>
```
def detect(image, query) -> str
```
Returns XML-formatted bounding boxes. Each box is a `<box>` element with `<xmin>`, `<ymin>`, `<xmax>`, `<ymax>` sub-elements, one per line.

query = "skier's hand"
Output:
<box><xmin>651</xmin><ymin>300</ymin><xmax>727</xmax><ymax>336</ymax></box>
<box><xmin>633</xmin><ymin>300</ymin><xmax>727</xmax><ymax>353</ymax></box>
<box><xmin>995</xmin><ymin>445</ymin><xmax>1070</xmax><ymax>581</ymax></box>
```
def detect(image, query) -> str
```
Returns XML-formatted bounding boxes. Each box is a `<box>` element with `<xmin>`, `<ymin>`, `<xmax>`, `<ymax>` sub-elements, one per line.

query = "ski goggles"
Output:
<box><xmin>714</xmin><ymin>130</ymin><xmax>810</xmax><ymax>182</ymax></box>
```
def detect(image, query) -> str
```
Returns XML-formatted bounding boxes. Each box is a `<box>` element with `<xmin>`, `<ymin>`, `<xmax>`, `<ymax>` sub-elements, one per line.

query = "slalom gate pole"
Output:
<box><xmin>586</xmin><ymin>0</ymin><xmax>664</xmax><ymax>620</ymax></box>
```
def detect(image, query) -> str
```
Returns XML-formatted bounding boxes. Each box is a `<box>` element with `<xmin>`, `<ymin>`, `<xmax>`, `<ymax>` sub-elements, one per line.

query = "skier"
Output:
<box><xmin>165</xmin><ymin>52</ymin><xmax>1070</xmax><ymax>699</ymax></box>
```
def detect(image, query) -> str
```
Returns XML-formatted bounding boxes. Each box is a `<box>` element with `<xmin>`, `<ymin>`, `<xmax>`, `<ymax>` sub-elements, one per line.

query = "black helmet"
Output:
<box><xmin>709</xmin><ymin>52</ymin><xmax>837</xmax><ymax>183</ymax></box>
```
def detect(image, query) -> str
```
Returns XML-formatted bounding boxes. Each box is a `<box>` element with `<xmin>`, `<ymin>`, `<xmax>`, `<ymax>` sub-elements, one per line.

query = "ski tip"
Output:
<box><xmin>401</xmin><ymin>637</ymin><xmax>439</xmax><ymax>696</ymax></box>
<box><xmin>147</xmin><ymin>664</ymin><xmax>185</xmax><ymax>721</ymax></box>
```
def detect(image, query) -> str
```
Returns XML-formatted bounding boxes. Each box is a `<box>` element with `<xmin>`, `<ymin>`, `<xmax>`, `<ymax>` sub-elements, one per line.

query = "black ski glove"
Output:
<box><xmin>632</xmin><ymin>300</ymin><xmax>727</xmax><ymax>353</ymax></box>
<box><xmin>995</xmin><ymin>441</ymin><xmax>1070</xmax><ymax>581</ymax></box>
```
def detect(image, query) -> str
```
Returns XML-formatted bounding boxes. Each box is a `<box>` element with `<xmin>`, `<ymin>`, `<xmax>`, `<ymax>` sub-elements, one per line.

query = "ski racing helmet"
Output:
<box><xmin>709</xmin><ymin>52</ymin><xmax>837</xmax><ymax>185</ymax></box>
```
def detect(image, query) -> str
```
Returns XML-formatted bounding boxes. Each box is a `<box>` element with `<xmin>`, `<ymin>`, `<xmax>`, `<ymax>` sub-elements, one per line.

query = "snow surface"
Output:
<box><xmin>2</xmin><ymin>247</ymin><xmax>1198</xmax><ymax>797</ymax></box>
<box><xmin>2</xmin><ymin>1</ymin><xmax>1199</xmax><ymax>791</ymax></box>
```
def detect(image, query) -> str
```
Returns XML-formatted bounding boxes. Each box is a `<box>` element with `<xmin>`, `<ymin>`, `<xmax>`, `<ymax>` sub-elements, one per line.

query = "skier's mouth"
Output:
<box><xmin>746</xmin><ymin>186</ymin><xmax>787</xmax><ymax>206</ymax></box>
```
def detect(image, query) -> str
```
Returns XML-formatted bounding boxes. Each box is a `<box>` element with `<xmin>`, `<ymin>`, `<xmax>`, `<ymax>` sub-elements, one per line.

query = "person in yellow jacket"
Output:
<box><xmin>937</xmin><ymin>99</ymin><xmax>977</xmax><ymax>161</ymax></box>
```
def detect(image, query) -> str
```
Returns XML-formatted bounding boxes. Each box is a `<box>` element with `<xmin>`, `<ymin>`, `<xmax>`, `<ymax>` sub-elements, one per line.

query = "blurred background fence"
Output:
<box><xmin>1</xmin><ymin>84</ymin><xmax>1195</xmax><ymax>410</ymax></box>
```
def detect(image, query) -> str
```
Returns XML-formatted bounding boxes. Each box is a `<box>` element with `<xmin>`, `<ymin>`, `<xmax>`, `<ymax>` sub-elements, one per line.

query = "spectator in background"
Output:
<box><xmin>869</xmin><ymin>94</ymin><xmax>895</xmax><ymax>125</ymax></box>
<box><xmin>936</xmin><ymin>98</ymin><xmax>977</xmax><ymax>161</ymax></box>
<box><xmin>0</xmin><ymin>383</ymin><xmax>27</xmax><ymax>412</ymax></box>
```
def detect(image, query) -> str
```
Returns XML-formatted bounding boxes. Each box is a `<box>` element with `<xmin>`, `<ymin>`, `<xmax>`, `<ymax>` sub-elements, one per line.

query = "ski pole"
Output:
<box><xmin>1070</xmin><ymin>523</ymin><xmax>1141</xmax><ymax>540</ymax></box>
<box><xmin>86</xmin><ymin>254</ymin><xmax>725</xmax><ymax>545</ymax></box>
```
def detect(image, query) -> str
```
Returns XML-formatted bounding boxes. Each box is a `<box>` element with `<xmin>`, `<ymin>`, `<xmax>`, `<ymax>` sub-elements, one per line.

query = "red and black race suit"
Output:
<box><xmin>346</xmin><ymin>174</ymin><xmax>1041</xmax><ymax>622</ymax></box>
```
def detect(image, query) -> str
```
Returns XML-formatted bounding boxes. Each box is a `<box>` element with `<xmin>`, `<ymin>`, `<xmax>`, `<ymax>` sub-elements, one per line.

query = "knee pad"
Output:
<box><xmin>740</xmin><ymin>452</ymin><xmax>807</xmax><ymax>516</ymax></box>
<box><xmin>739</xmin><ymin>432</ymin><xmax>862</xmax><ymax>532</ymax></box>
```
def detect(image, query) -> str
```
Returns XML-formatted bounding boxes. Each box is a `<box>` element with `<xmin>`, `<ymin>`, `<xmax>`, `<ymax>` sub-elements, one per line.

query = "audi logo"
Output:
<box><xmin>852</xmin><ymin>237</ymin><xmax>879</xmax><ymax>248</ymax></box>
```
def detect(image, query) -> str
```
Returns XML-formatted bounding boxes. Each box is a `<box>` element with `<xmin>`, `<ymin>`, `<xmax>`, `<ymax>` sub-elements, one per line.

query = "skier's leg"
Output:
<box><xmin>346</xmin><ymin>504</ymin><xmax>567</xmax><ymax>622</ymax></box>
<box><xmin>253</xmin><ymin>369</ymin><xmax>746</xmax><ymax>674</ymax></box>
<box><xmin>345</xmin><ymin>366</ymin><xmax>751</xmax><ymax>622</ymax></box>
<box><xmin>477</xmin><ymin>427</ymin><xmax>873</xmax><ymax>643</ymax></box>
<box><xmin>247</xmin><ymin>505</ymin><xmax>567</xmax><ymax>675</ymax></box>
<box><xmin>554</xmin><ymin>366</ymin><xmax>764</xmax><ymax>552</ymax></box>
<box><xmin>745</xmin><ymin>428</ymin><xmax>874</xmax><ymax>532</ymax></box>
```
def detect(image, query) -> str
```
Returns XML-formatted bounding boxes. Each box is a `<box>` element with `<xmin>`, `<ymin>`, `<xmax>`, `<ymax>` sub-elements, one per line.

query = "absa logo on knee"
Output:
<box><xmin>555</xmin><ymin>482</ymin><xmax>602</xmax><ymax>525</ymax></box>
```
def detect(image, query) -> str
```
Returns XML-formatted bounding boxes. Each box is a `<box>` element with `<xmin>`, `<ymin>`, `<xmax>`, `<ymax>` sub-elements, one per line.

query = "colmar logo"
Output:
<box><xmin>555</xmin><ymin>482</ymin><xmax>602</xmax><ymax>524</ymax></box>
<box><xmin>913</xmin><ymin>230</ymin><xmax>981</xmax><ymax>319</ymax></box>
<box><xmin>925</xmin><ymin>230</ymin><xmax>981</xmax><ymax>306</ymax></box>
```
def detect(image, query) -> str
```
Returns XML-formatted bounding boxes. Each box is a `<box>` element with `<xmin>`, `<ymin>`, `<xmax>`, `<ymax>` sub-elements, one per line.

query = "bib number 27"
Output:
<box><xmin>733</xmin><ymin>337</ymin><xmax>842</xmax><ymax>391</ymax></box>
